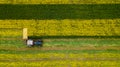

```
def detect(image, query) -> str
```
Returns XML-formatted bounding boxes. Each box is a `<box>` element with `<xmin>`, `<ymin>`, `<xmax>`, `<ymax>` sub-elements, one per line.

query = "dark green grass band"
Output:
<box><xmin>0</xmin><ymin>4</ymin><xmax>120</xmax><ymax>19</ymax></box>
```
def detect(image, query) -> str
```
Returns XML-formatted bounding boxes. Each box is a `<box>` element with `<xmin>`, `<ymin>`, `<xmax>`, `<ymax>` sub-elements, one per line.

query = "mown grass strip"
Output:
<box><xmin>0</xmin><ymin>0</ymin><xmax>120</xmax><ymax>4</ymax></box>
<box><xmin>0</xmin><ymin>38</ymin><xmax>120</xmax><ymax>48</ymax></box>
<box><xmin>0</xmin><ymin>61</ymin><xmax>119</xmax><ymax>67</ymax></box>
<box><xmin>43</xmin><ymin>39</ymin><xmax>120</xmax><ymax>46</ymax></box>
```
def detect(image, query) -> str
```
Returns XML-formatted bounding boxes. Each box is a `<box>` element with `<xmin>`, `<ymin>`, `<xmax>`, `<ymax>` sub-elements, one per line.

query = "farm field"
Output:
<box><xmin>0</xmin><ymin>46</ymin><xmax>120</xmax><ymax>67</ymax></box>
<box><xmin>0</xmin><ymin>1</ymin><xmax>120</xmax><ymax>67</ymax></box>
<box><xmin>0</xmin><ymin>38</ymin><xmax>120</xmax><ymax>67</ymax></box>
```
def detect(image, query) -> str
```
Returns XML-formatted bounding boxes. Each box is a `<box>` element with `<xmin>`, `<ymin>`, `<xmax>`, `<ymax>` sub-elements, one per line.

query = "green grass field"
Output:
<box><xmin>0</xmin><ymin>38</ymin><xmax>120</xmax><ymax>66</ymax></box>
<box><xmin>1</xmin><ymin>38</ymin><xmax>120</xmax><ymax>48</ymax></box>
<box><xmin>0</xmin><ymin>46</ymin><xmax>120</xmax><ymax>67</ymax></box>
<box><xmin>43</xmin><ymin>38</ymin><xmax>120</xmax><ymax>47</ymax></box>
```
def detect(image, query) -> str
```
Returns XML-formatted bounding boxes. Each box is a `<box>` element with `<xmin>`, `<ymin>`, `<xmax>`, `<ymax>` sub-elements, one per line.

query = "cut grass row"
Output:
<box><xmin>0</xmin><ymin>38</ymin><xmax>120</xmax><ymax>48</ymax></box>
<box><xmin>0</xmin><ymin>50</ymin><xmax>119</xmax><ymax>67</ymax></box>
<box><xmin>0</xmin><ymin>61</ymin><xmax>119</xmax><ymax>67</ymax></box>
<box><xmin>0</xmin><ymin>53</ymin><xmax>119</xmax><ymax>61</ymax></box>
<box><xmin>0</xmin><ymin>0</ymin><xmax>120</xmax><ymax>4</ymax></box>
<box><xmin>43</xmin><ymin>38</ymin><xmax>120</xmax><ymax>47</ymax></box>
<box><xmin>0</xmin><ymin>40</ymin><xmax>25</xmax><ymax>48</ymax></box>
